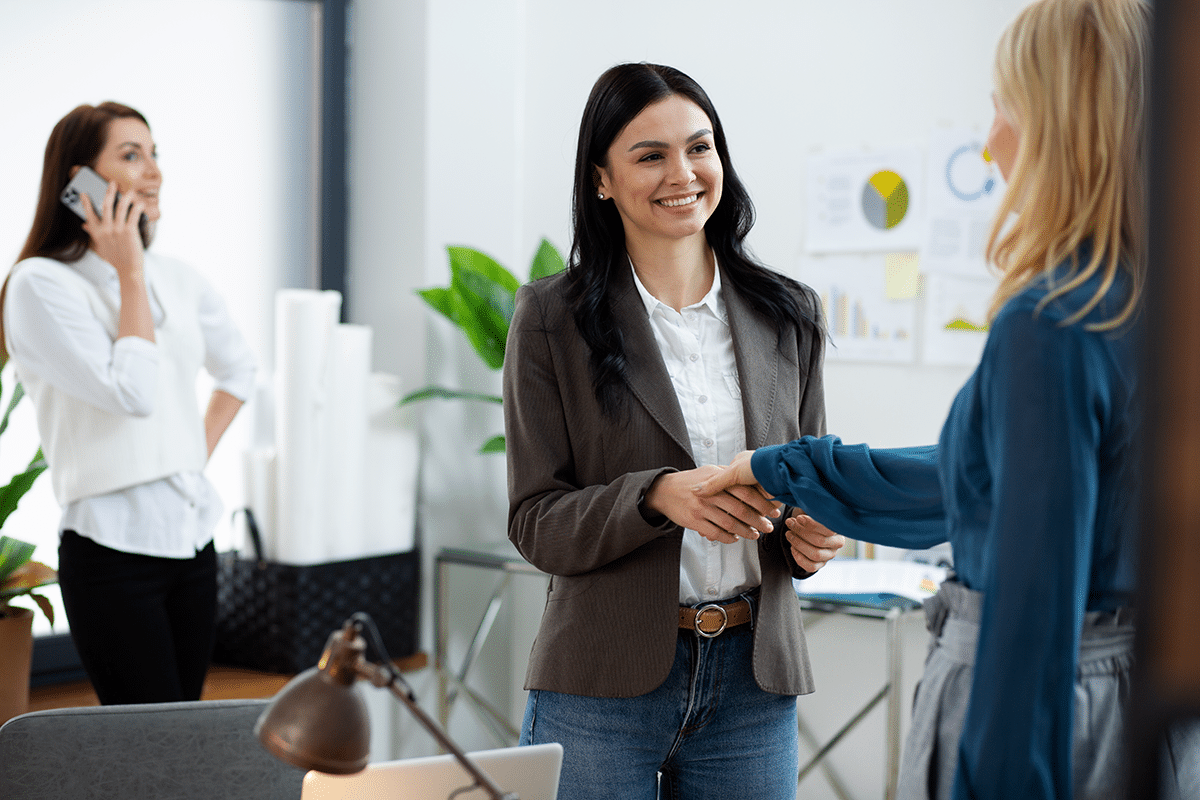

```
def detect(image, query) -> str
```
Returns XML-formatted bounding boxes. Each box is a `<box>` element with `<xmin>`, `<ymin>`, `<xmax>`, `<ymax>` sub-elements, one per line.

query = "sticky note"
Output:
<box><xmin>884</xmin><ymin>253</ymin><xmax>920</xmax><ymax>300</ymax></box>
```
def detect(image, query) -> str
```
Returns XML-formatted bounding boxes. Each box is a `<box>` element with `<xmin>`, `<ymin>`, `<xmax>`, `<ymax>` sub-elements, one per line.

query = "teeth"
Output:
<box><xmin>659</xmin><ymin>194</ymin><xmax>698</xmax><ymax>208</ymax></box>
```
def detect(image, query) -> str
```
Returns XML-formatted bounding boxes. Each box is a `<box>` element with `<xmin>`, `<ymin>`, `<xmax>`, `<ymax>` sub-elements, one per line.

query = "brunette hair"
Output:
<box><xmin>2</xmin><ymin>102</ymin><xmax>150</xmax><ymax>363</ymax></box>
<box><xmin>985</xmin><ymin>0</ymin><xmax>1150</xmax><ymax>330</ymax></box>
<box><xmin>567</xmin><ymin>63</ymin><xmax>817</xmax><ymax>413</ymax></box>
<box><xmin>19</xmin><ymin>101</ymin><xmax>152</xmax><ymax>264</ymax></box>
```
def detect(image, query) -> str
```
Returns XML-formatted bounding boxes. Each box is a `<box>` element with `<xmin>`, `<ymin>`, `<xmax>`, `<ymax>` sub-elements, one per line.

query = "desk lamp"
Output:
<box><xmin>255</xmin><ymin>611</ymin><xmax>518</xmax><ymax>800</ymax></box>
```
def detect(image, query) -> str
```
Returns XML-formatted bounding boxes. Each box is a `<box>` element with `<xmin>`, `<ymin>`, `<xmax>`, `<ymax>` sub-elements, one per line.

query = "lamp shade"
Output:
<box><xmin>254</xmin><ymin>630</ymin><xmax>372</xmax><ymax>774</ymax></box>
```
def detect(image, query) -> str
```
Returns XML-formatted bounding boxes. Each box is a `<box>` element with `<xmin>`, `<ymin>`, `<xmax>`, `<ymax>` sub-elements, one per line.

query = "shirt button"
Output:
<box><xmin>702</xmin><ymin>438</ymin><xmax>714</xmax><ymax>448</ymax></box>
<box><xmin>697</xmin><ymin>395</ymin><xmax>708</xmax><ymax>404</ymax></box>
<box><xmin>689</xmin><ymin>353</ymin><xmax>700</xmax><ymax>362</ymax></box>
<box><xmin>707</xmin><ymin>587</ymin><xmax>718</xmax><ymax>595</ymax></box>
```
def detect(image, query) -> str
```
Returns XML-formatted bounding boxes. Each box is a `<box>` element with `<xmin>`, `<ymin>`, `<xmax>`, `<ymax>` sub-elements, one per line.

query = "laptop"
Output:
<box><xmin>301</xmin><ymin>742</ymin><xmax>563</xmax><ymax>800</ymax></box>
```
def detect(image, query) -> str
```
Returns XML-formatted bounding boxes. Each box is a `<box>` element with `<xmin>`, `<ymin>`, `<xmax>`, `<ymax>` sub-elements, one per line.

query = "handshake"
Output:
<box><xmin>643</xmin><ymin>450</ymin><xmax>844</xmax><ymax>574</ymax></box>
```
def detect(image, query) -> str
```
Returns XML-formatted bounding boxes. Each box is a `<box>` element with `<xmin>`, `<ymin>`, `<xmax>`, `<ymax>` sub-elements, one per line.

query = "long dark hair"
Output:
<box><xmin>20</xmin><ymin>102</ymin><xmax>151</xmax><ymax>264</ymax></box>
<box><xmin>566</xmin><ymin>63</ymin><xmax>815</xmax><ymax>413</ymax></box>
<box><xmin>2</xmin><ymin>102</ymin><xmax>150</xmax><ymax>363</ymax></box>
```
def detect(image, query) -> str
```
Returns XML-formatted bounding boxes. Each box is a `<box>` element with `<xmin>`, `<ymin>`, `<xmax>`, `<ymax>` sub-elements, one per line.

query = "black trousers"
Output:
<box><xmin>58</xmin><ymin>530</ymin><xmax>218</xmax><ymax>705</ymax></box>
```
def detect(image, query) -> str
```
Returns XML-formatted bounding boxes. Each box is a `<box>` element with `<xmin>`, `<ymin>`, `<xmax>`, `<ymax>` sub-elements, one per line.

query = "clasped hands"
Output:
<box><xmin>643</xmin><ymin>450</ymin><xmax>844</xmax><ymax>573</ymax></box>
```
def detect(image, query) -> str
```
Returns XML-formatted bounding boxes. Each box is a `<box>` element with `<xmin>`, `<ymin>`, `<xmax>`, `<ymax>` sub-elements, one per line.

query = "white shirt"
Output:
<box><xmin>630</xmin><ymin>261</ymin><xmax>761</xmax><ymax>605</ymax></box>
<box><xmin>5</xmin><ymin>249</ymin><xmax>256</xmax><ymax>558</ymax></box>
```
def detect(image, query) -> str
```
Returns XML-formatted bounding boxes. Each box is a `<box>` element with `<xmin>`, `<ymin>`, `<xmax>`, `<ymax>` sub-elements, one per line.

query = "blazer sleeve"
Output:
<box><xmin>503</xmin><ymin>283</ymin><xmax>679</xmax><ymax>577</ymax></box>
<box><xmin>774</xmin><ymin>284</ymin><xmax>829</xmax><ymax>579</ymax></box>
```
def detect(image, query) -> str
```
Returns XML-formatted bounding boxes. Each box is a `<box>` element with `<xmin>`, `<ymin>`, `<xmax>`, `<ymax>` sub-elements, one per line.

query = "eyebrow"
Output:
<box><xmin>626</xmin><ymin>129</ymin><xmax>713</xmax><ymax>152</ymax></box>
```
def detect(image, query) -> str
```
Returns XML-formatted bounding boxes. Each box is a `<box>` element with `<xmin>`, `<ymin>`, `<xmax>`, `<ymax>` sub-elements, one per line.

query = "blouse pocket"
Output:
<box><xmin>722</xmin><ymin>371</ymin><xmax>743</xmax><ymax>402</ymax></box>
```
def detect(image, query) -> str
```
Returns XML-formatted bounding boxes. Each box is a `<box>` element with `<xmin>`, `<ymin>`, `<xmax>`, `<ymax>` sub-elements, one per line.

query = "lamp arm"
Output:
<box><xmin>357</xmin><ymin>660</ymin><xmax>519</xmax><ymax>800</ymax></box>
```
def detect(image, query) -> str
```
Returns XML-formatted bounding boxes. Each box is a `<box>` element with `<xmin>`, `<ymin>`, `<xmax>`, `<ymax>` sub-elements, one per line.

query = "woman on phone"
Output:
<box><xmin>503</xmin><ymin>63</ymin><xmax>843</xmax><ymax>800</ymax></box>
<box><xmin>697</xmin><ymin>1</ymin><xmax>1180</xmax><ymax>797</ymax></box>
<box><xmin>1</xmin><ymin>102</ymin><xmax>255</xmax><ymax>704</ymax></box>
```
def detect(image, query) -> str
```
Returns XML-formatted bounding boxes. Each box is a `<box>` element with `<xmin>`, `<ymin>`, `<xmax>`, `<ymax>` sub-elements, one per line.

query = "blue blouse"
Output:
<box><xmin>752</xmin><ymin>263</ymin><xmax>1140</xmax><ymax>800</ymax></box>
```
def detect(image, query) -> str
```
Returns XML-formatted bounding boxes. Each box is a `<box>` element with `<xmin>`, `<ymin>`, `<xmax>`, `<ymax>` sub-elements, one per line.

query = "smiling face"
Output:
<box><xmin>91</xmin><ymin>117</ymin><xmax>162</xmax><ymax>221</ymax></box>
<box><xmin>593</xmin><ymin>94</ymin><xmax>723</xmax><ymax>250</ymax></box>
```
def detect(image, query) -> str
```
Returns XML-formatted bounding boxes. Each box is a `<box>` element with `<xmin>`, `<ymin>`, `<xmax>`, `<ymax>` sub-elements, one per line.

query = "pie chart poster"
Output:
<box><xmin>805</xmin><ymin>148</ymin><xmax>924</xmax><ymax>253</ymax></box>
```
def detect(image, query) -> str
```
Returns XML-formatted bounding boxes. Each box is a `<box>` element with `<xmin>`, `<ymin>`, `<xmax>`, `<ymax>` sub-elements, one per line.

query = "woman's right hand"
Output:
<box><xmin>81</xmin><ymin>179</ymin><xmax>145</xmax><ymax>278</ymax></box>
<box><xmin>643</xmin><ymin>465</ymin><xmax>781</xmax><ymax>544</ymax></box>
<box><xmin>82</xmin><ymin>178</ymin><xmax>155</xmax><ymax>343</ymax></box>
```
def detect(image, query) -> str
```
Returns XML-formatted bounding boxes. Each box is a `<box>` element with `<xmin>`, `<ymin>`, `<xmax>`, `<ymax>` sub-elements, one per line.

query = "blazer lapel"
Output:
<box><xmin>610</xmin><ymin>268</ymin><xmax>695</xmax><ymax>461</ymax></box>
<box><xmin>724</xmin><ymin>278</ymin><xmax>780</xmax><ymax>450</ymax></box>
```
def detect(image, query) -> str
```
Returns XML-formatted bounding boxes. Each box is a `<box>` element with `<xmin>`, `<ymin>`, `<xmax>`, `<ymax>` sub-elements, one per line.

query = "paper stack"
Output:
<box><xmin>242</xmin><ymin>289</ymin><xmax>419</xmax><ymax>564</ymax></box>
<box><xmin>795</xmin><ymin>558</ymin><xmax>949</xmax><ymax>608</ymax></box>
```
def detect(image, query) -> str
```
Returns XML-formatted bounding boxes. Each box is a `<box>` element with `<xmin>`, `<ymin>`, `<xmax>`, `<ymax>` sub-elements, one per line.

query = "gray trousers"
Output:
<box><xmin>897</xmin><ymin>580</ymin><xmax>1136</xmax><ymax>800</ymax></box>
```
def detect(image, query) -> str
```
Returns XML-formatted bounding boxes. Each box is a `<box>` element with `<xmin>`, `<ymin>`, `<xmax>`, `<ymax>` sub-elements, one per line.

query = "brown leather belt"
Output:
<box><xmin>678</xmin><ymin>598</ymin><xmax>752</xmax><ymax>638</ymax></box>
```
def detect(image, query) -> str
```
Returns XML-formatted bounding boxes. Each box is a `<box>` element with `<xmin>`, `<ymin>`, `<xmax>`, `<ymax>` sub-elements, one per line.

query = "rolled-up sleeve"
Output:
<box><xmin>195</xmin><ymin>275</ymin><xmax>256</xmax><ymax>400</ymax></box>
<box><xmin>5</xmin><ymin>264</ymin><xmax>159</xmax><ymax>416</ymax></box>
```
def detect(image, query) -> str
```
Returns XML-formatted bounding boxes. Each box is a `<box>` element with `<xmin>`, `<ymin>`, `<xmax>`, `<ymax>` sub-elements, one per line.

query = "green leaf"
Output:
<box><xmin>529</xmin><ymin>238</ymin><xmax>566</xmax><ymax>281</ymax></box>
<box><xmin>447</xmin><ymin>248</ymin><xmax>519</xmax><ymax>369</ymax></box>
<box><xmin>418</xmin><ymin>283</ymin><xmax>506</xmax><ymax>370</ymax></box>
<box><xmin>0</xmin><ymin>560</ymin><xmax>56</xmax><ymax>598</ymax></box>
<box><xmin>449</xmin><ymin>279</ymin><xmax>511</xmax><ymax>369</ymax></box>
<box><xmin>478</xmin><ymin>435</ymin><xmax>506</xmax><ymax>454</ymax></box>
<box><xmin>0</xmin><ymin>381</ymin><xmax>24</xmax><ymax>439</ymax></box>
<box><xmin>416</xmin><ymin>286</ymin><xmax>460</xmax><ymax>326</ymax></box>
<box><xmin>0</xmin><ymin>535</ymin><xmax>36</xmax><ymax>583</ymax></box>
<box><xmin>0</xmin><ymin>450</ymin><xmax>49</xmax><ymax>532</ymax></box>
<box><xmin>399</xmin><ymin>386</ymin><xmax>503</xmax><ymax>405</ymax></box>
<box><xmin>446</xmin><ymin>247</ymin><xmax>521</xmax><ymax>296</ymax></box>
<box><xmin>30</xmin><ymin>592</ymin><xmax>54</xmax><ymax>627</ymax></box>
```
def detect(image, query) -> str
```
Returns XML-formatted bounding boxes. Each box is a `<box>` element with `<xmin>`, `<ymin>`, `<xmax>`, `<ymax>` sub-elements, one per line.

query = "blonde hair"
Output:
<box><xmin>985</xmin><ymin>0</ymin><xmax>1150</xmax><ymax>330</ymax></box>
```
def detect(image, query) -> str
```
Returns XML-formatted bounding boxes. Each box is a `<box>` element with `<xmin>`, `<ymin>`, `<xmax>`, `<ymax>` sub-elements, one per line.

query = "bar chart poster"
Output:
<box><xmin>801</xmin><ymin>255</ymin><xmax>916</xmax><ymax>363</ymax></box>
<box><xmin>806</xmin><ymin>148</ymin><xmax>924</xmax><ymax>253</ymax></box>
<box><xmin>921</xmin><ymin>272</ymin><xmax>998</xmax><ymax>366</ymax></box>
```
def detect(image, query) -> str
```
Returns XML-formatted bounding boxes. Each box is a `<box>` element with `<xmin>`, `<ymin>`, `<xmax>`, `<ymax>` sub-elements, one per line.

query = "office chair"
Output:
<box><xmin>0</xmin><ymin>698</ymin><xmax>305</xmax><ymax>799</ymax></box>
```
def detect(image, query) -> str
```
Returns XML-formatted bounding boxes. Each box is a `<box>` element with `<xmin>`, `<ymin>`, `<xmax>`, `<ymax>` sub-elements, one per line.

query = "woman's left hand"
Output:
<box><xmin>785</xmin><ymin>512</ymin><xmax>845</xmax><ymax>572</ymax></box>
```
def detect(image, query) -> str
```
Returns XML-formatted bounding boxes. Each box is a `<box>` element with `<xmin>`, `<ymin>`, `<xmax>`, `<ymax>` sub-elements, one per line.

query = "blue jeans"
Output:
<box><xmin>520</xmin><ymin>624</ymin><xmax>799</xmax><ymax>800</ymax></box>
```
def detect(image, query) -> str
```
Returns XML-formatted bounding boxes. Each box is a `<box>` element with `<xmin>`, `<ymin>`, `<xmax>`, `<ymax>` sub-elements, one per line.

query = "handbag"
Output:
<box><xmin>213</xmin><ymin>508</ymin><xmax>419</xmax><ymax>674</ymax></box>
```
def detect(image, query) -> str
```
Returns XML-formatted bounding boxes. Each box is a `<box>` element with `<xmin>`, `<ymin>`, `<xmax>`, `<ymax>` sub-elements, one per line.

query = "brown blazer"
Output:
<box><xmin>503</xmin><ymin>265</ymin><xmax>826</xmax><ymax>698</ymax></box>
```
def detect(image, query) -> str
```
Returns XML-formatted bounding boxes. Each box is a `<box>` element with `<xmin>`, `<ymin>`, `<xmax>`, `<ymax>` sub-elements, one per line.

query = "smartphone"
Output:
<box><xmin>60</xmin><ymin>165</ymin><xmax>113</xmax><ymax>220</ymax></box>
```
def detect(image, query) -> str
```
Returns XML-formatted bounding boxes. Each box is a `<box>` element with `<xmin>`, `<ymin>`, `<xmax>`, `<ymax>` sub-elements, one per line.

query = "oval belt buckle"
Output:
<box><xmin>694</xmin><ymin>603</ymin><xmax>728</xmax><ymax>638</ymax></box>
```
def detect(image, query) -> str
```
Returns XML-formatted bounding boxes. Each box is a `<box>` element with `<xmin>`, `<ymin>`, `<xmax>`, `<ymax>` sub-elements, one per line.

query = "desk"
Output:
<box><xmin>434</xmin><ymin>541</ymin><xmax>546</xmax><ymax>747</ymax></box>
<box><xmin>797</xmin><ymin>597</ymin><xmax>920</xmax><ymax>800</ymax></box>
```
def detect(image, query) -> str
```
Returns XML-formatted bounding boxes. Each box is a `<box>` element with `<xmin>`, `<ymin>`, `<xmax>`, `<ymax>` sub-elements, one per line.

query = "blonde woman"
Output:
<box><xmin>696</xmin><ymin>1</ymin><xmax>1181</xmax><ymax>798</ymax></box>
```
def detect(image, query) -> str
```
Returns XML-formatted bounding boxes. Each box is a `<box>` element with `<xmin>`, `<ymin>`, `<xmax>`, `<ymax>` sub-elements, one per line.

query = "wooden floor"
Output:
<box><xmin>27</xmin><ymin>651</ymin><xmax>429</xmax><ymax>713</ymax></box>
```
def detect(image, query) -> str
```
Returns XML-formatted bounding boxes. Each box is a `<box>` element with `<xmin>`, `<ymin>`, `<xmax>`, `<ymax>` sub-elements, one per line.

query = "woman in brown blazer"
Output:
<box><xmin>503</xmin><ymin>63</ymin><xmax>842</xmax><ymax>800</ymax></box>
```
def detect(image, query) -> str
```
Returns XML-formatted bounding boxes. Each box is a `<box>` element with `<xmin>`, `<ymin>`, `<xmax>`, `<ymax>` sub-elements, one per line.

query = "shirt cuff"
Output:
<box><xmin>112</xmin><ymin>336</ymin><xmax>160</xmax><ymax>416</ymax></box>
<box><xmin>213</xmin><ymin>364</ymin><xmax>257</xmax><ymax>403</ymax></box>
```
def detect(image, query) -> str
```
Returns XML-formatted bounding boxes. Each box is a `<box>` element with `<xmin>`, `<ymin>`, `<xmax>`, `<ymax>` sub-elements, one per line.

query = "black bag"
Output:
<box><xmin>213</xmin><ymin>509</ymin><xmax>419</xmax><ymax>674</ymax></box>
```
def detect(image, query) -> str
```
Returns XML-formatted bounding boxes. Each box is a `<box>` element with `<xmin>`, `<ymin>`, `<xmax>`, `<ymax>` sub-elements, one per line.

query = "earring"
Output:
<box><xmin>597</xmin><ymin>192</ymin><xmax>605</xmax><ymax>200</ymax></box>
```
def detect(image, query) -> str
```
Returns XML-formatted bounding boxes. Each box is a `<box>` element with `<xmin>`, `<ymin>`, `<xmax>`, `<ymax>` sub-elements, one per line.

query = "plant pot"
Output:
<box><xmin>0</xmin><ymin>607</ymin><xmax>34</xmax><ymax>725</ymax></box>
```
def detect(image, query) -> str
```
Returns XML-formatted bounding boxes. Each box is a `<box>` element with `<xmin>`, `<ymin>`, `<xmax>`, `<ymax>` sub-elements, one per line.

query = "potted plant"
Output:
<box><xmin>401</xmin><ymin>238</ymin><xmax>565</xmax><ymax>453</ymax></box>
<box><xmin>0</xmin><ymin>365</ymin><xmax>52</xmax><ymax>724</ymax></box>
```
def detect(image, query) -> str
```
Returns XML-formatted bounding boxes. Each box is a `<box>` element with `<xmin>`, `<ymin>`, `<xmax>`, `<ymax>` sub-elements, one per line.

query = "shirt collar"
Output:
<box><xmin>628</xmin><ymin>254</ymin><xmax>726</xmax><ymax>321</ymax></box>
